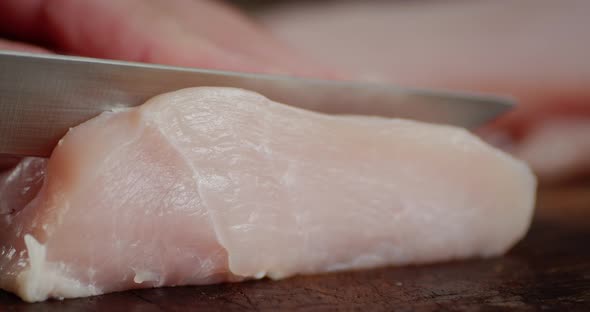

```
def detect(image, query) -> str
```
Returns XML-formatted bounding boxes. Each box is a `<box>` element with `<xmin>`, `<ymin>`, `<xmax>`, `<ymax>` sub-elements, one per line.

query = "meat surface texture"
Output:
<box><xmin>0</xmin><ymin>87</ymin><xmax>536</xmax><ymax>302</ymax></box>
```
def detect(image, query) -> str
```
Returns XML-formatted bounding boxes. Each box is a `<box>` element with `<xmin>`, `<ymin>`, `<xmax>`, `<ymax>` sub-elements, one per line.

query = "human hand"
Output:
<box><xmin>0</xmin><ymin>0</ymin><xmax>335</xmax><ymax>75</ymax></box>
<box><xmin>0</xmin><ymin>0</ymin><xmax>337</xmax><ymax>169</ymax></box>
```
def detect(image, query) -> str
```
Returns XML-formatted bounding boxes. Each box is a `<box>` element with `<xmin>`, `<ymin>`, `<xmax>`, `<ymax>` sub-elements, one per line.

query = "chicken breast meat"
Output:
<box><xmin>0</xmin><ymin>87</ymin><xmax>536</xmax><ymax>302</ymax></box>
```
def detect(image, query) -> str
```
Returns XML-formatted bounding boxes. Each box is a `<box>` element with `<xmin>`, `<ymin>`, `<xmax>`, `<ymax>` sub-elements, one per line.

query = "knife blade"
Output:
<box><xmin>0</xmin><ymin>51</ymin><xmax>514</xmax><ymax>157</ymax></box>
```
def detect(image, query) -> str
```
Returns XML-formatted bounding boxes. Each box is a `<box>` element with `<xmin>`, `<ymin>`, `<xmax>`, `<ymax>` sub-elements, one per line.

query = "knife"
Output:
<box><xmin>0</xmin><ymin>51</ymin><xmax>513</xmax><ymax>157</ymax></box>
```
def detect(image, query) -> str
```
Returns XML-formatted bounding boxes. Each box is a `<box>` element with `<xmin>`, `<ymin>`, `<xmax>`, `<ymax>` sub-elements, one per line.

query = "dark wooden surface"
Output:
<box><xmin>0</xmin><ymin>183</ymin><xmax>588</xmax><ymax>311</ymax></box>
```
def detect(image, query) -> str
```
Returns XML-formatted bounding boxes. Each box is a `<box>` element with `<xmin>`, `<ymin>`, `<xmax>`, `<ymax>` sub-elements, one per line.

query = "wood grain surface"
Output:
<box><xmin>0</xmin><ymin>182</ymin><xmax>588</xmax><ymax>311</ymax></box>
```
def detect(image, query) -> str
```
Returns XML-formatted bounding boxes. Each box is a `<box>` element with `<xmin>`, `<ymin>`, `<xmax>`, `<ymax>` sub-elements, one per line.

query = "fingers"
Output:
<box><xmin>0</xmin><ymin>0</ymin><xmax>337</xmax><ymax>77</ymax></box>
<box><xmin>142</xmin><ymin>0</ymin><xmax>326</xmax><ymax>75</ymax></box>
<box><xmin>0</xmin><ymin>0</ymin><xmax>255</xmax><ymax>70</ymax></box>
<box><xmin>0</xmin><ymin>1</ymin><xmax>340</xmax><ymax>172</ymax></box>
<box><xmin>0</xmin><ymin>38</ymin><xmax>51</xmax><ymax>53</ymax></box>
<box><xmin>0</xmin><ymin>0</ymin><xmax>44</xmax><ymax>43</ymax></box>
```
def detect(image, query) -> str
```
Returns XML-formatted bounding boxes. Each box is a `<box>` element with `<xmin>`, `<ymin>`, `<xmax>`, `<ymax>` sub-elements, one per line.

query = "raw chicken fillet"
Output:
<box><xmin>0</xmin><ymin>87</ymin><xmax>536</xmax><ymax>302</ymax></box>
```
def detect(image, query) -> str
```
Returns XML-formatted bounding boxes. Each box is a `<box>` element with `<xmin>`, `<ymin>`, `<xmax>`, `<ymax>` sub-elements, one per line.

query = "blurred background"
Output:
<box><xmin>230</xmin><ymin>0</ymin><xmax>590</xmax><ymax>185</ymax></box>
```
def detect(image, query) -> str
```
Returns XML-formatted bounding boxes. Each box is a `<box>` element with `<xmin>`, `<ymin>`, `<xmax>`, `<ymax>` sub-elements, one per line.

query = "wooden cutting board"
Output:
<box><xmin>1</xmin><ymin>182</ymin><xmax>588</xmax><ymax>311</ymax></box>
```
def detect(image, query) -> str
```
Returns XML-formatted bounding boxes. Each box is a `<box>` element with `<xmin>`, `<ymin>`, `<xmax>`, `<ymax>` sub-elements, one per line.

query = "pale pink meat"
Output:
<box><xmin>0</xmin><ymin>87</ymin><xmax>536</xmax><ymax>302</ymax></box>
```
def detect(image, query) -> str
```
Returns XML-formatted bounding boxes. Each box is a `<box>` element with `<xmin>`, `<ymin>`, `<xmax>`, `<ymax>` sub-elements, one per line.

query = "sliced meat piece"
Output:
<box><xmin>0</xmin><ymin>87</ymin><xmax>536</xmax><ymax>302</ymax></box>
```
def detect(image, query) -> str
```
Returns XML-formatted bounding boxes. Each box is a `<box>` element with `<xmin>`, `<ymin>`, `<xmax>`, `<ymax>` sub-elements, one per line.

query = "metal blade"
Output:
<box><xmin>0</xmin><ymin>51</ymin><xmax>514</xmax><ymax>157</ymax></box>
